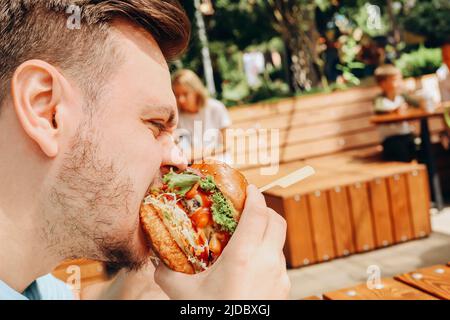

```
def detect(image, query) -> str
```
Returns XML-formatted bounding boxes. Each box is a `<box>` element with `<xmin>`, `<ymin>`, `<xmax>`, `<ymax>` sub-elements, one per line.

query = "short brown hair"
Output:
<box><xmin>374</xmin><ymin>64</ymin><xmax>402</xmax><ymax>83</ymax></box>
<box><xmin>0</xmin><ymin>0</ymin><xmax>190</xmax><ymax>109</ymax></box>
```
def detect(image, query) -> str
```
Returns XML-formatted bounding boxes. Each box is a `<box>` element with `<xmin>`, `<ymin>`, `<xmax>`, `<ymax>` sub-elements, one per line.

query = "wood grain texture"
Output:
<box><xmin>387</xmin><ymin>174</ymin><xmax>414</xmax><ymax>243</ymax></box>
<box><xmin>278</xmin><ymin>195</ymin><xmax>317</xmax><ymax>267</ymax></box>
<box><xmin>395</xmin><ymin>265</ymin><xmax>450</xmax><ymax>300</ymax></box>
<box><xmin>368</xmin><ymin>178</ymin><xmax>395</xmax><ymax>247</ymax></box>
<box><xmin>347</xmin><ymin>182</ymin><xmax>376</xmax><ymax>252</ymax></box>
<box><xmin>323</xmin><ymin>278</ymin><xmax>437</xmax><ymax>300</ymax></box>
<box><xmin>406</xmin><ymin>169</ymin><xmax>432</xmax><ymax>238</ymax></box>
<box><xmin>307</xmin><ymin>192</ymin><xmax>336</xmax><ymax>262</ymax></box>
<box><xmin>328</xmin><ymin>187</ymin><xmax>355</xmax><ymax>257</ymax></box>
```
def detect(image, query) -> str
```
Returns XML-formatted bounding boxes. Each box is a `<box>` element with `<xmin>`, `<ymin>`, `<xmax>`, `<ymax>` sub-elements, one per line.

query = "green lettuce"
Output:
<box><xmin>211</xmin><ymin>192</ymin><xmax>237</xmax><ymax>233</ymax></box>
<box><xmin>163</xmin><ymin>170</ymin><xmax>200</xmax><ymax>196</ymax></box>
<box><xmin>199</xmin><ymin>175</ymin><xmax>216</xmax><ymax>192</ymax></box>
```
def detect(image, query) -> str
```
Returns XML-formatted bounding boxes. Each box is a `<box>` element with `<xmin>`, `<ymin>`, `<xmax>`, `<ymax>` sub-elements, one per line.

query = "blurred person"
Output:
<box><xmin>0</xmin><ymin>0</ymin><xmax>289</xmax><ymax>300</ymax></box>
<box><xmin>172</xmin><ymin>69</ymin><xmax>232</xmax><ymax>163</ymax></box>
<box><xmin>437</xmin><ymin>43</ymin><xmax>450</xmax><ymax>102</ymax></box>
<box><xmin>437</xmin><ymin>43</ymin><xmax>450</xmax><ymax>149</ymax></box>
<box><xmin>373</xmin><ymin>65</ymin><xmax>422</xmax><ymax>162</ymax></box>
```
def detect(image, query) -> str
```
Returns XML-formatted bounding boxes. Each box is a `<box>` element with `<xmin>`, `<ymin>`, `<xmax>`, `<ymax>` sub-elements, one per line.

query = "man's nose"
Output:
<box><xmin>160</xmin><ymin>132</ymin><xmax>188</xmax><ymax>171</ymax></box>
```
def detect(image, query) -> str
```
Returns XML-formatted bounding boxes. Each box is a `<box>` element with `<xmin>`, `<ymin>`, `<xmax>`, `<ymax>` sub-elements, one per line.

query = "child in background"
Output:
<box><xmin>374</xmin><ymin>65</ymin><xmax>421</xmax><ymax>162</ymax></box>
<box><xmin>172</xmin><ymin>69</ymin><xmax>231</xmax><ymax>162</ymax></box>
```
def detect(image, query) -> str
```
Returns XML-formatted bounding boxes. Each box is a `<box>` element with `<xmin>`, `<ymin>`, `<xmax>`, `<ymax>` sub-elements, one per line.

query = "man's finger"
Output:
<box><xmin>262</xmin><ymin>208</ymin><xmax>287</xmax><ymax>252</ymax></box>
<box><xmin>228</xmin><ymin>185</ymin><xmax>269</xmax><ymax>249</ymax></box>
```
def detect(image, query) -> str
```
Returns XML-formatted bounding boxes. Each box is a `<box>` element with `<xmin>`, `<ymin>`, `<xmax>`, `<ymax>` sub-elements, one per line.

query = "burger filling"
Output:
<box><xmin>144</xmin><ymin>169</ymin><xmax>236</xmax><ymax>272</ymax></box>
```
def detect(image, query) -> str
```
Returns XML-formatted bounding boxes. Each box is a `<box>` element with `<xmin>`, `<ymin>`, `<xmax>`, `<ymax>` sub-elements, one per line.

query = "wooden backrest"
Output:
<box><xmin>225</xmin><ymin>75</ymin><xmax>445</xmax><ymax>170</ymax></box>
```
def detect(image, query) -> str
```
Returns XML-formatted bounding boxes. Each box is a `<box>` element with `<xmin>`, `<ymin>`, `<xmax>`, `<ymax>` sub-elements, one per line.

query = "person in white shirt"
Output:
<box><xmin>437</xmin><ymin>43</ymin><xmax>450</xmax><ymax>103</ymax></box>
<box><xmin>374</xmin><ymin>65</ymin><xmax>421</xmax><ymax>162</ymax></box>
<box><xmin>172</xmin><ymin>69</ymin><xmax>232</xmax><ymax>162</ymax></box>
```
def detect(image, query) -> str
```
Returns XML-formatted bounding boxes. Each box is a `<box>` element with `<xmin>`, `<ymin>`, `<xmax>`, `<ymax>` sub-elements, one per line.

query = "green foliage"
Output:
<box><xmin>336</xmin><ymin>32</ymin><xmax>365</xmax><ymax>85</ymax></box>
<box><xmin>395</xmin><ymin>46</ymin><xmax>442</xmax><ymax>78</ymax></box>
<box><xmin>402</xmin><ymin>0</ymin><xmax>450</xmax><ymax>46</ymax></box>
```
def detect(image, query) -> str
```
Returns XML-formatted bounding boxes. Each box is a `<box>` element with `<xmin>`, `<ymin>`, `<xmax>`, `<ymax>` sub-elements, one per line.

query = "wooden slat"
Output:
<box><xmin>230</xmin><ymin>128</ymin><xmax>381</xmax><ymax>167</ymax></box>
<box><xmin>323</xmin><ymin>278</ymin><xmax>437</xmax><ymax>300</ymax></box>
<box><xmin>328</xmin><ymin>187</ymin><xmax>356</xmax><ymax>257</ymax></box>
<box><xmin>395</xmin><ymin>265</ymin><xmax>450</xmax><ymax>300</ymax></box>
<box><xmin>387</xmin><ymin>174</ymin><xmax>414</xmax><ymax>243</ymax></box>
<box><xmin>307</xmin><ymin>192</ymin><xmax>336</xmax><ymax>262</ymax></box>
<box><xmin>269</xmin><ymin>195</ymin><xmax>316</xmax><ymax>267</ymax></box>
<box><xmin>229</xmin><ymin>86</ymin><xmax>380</xmax><ymax>124</ymax></box>
<box><xmin>368</xmin><ymin>178</ymin><xmax>395</xmax><ymax>247</ymax></box>
<box><xmin>229</xmin><ymin>116</ymin><xmax>376</xmax><ymax>154</ymax></box>
<box><xmin>231</xmin><ymin>103</ymin><xmax>373</xmax><ymax>131</ymax></box>
<box><xmin>347</xmin><ymin>182</ymin><xmax>376</xmax><ymax>253</ymax></box>
<box><xmin>406</xmin><ymin>169</ymin><xmax>432</xmax><ymax>238</ymax></box>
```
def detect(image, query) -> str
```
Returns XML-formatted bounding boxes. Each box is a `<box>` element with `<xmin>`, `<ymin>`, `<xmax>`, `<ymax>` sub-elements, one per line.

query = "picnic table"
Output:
<box><xmin>370</xmin><ymin>104</ymin><xmax>447</xmax><ymax>210</ymax></box>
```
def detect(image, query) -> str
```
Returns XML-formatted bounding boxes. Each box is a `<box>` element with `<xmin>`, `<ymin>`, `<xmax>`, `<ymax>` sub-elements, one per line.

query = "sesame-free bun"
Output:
<box><xmin>191</xmin><ymin>161</ymin><xmax>248</xmax><ymax>217</ymax></box>
<box><xmin>140</xmin><ymin>204</ymin><xmax>195</xmax><ymax>274</ymax></box>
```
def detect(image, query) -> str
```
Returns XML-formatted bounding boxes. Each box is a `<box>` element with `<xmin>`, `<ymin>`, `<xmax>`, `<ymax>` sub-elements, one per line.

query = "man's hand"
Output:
<box><xmin>154</xmin><ymin>185</ymin><xmax>290</xmax><ymax>300</ymax></box>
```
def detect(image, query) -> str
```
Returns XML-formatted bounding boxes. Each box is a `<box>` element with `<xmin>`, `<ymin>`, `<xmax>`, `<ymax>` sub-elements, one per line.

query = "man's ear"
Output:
<box><xmin>11</xmin><ymin>60</ymin><xmax>66</xmax><ymax>158</ymax></box>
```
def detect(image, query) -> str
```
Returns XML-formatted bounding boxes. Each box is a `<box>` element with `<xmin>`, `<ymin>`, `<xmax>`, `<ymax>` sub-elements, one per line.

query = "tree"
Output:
<box><xmin>401</xmin><ymin>0</ymin><xmax>450</xmax><ymax>47</ymax></box>
<box><xmin>255</xmin><ymin>0</ymin><xmax>331</xmax><ymax>91</ymax></box>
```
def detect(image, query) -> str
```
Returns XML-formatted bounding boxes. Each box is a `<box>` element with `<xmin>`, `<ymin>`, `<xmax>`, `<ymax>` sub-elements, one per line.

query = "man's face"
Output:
<box><xmin>50</xmin><ymin>22</ymin><xmax>185</xmax><ymax>270</ymax></box>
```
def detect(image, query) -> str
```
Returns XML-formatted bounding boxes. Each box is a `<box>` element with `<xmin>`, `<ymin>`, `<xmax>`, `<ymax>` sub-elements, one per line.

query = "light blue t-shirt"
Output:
<box><xmin>0</xmin><ymin>274</ymin><xmax>74</xmax><ymax>300</ymax></box>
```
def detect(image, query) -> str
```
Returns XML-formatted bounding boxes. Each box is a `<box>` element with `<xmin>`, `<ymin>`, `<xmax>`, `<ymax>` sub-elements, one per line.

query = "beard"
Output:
<box><xmin>48</xmin><ymin>117</ymin><xmax>149</xmax><ymax>272</ymax></box>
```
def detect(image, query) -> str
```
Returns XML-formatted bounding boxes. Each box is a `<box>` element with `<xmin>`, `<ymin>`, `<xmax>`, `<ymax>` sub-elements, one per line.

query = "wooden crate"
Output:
<box><xmin>263</xmin><ymin>164</ymin><xmax>431</xmax><ymax>268</ymax></box>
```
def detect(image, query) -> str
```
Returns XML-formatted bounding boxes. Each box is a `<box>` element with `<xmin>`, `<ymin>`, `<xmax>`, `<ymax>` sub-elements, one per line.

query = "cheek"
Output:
<box><xmin>100</xmin><ymin>119</ymin><xmax>163</xmax><ymax>190</ymax></box>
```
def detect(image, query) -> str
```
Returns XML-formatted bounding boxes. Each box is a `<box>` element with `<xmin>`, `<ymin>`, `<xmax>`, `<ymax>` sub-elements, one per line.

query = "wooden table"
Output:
<box><xmin>371</xmin><ymin>106</ymin><xmax>445</xmax><ymax>210</ymax></box>
<box><xmin>319</xmin><ymin>264</ymin><xmax>450</xmax><ymax>300</ymax></box>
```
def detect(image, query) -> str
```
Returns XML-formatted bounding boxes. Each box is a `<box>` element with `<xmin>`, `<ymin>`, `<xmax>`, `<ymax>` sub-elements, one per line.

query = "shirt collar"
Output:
<box><xmin>0</xmin><ymin>279</ymin><xmax>29</xmax><ymax>300</ymax></box>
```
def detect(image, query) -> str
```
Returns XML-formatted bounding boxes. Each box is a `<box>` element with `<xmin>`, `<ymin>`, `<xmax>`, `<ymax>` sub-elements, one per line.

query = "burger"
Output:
<box><xmin>140</xmin><ymin>161</ymin><xmax>248</xmax><ymax>274</ymax></box>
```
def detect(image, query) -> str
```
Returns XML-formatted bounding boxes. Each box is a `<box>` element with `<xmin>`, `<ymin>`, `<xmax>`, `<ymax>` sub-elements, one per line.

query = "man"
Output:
<box><xmin>437</xmin><ymin>43</ymin><xmax>450</xmax><ymax>102</ymax></box>
<box><xmin>0</xmin><ymin>0</ymin><xmax>290</xmax><ymax>300</ymax></box>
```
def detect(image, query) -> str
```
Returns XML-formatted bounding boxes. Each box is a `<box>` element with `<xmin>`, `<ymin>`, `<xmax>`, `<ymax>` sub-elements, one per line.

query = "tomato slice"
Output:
<box><xmin>216</xmin><ymin>231</ymin><xmax>231</xmax><ymax>248</ymax></box>
<box><xmin>199</xmin><ymin>192</ymin><xmax>212</xmax><ymax>208</ymax></box>
<box><xmin>163</xmin><ymin>194</ymin><xmax>175</xmax><ymax>201</ymax></box>
<box><xmin>190</xmin><ymin>207</ymin><xmax>212</xmax><ymax>228</ymax></box>
<box><xmin>209</xmin><ymin>234</ymin><xmax>222</xmax><ymax>256</ymax></box>
<box><xmin>185</xmin><ymin>183</ymin><xmax>199</xmax><ymax>199</ymax></box>
<box><xmin>198</xmin><ymin>247</ymin><xmax>209</xmax><ymax>264</ymax></box>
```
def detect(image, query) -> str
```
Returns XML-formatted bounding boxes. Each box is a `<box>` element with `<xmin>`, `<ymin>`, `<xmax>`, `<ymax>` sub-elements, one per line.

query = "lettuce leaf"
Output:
<box><xmin>211</xmin><ymin>192</ymin><xmax>237</xmax><ymax>233</ymax></box>
<box><xmin>199</xmin><ymin>175</ymin><xmax>216</xmax><ymax>192</ymax></box>
<box><xmin>163</xmin><ymin>170</ymin><xmax>200</xmax><ymax>196</ymax></box>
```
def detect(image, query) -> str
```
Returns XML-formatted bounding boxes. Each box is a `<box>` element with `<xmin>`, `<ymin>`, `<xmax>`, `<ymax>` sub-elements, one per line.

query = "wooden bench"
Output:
<box><xmin>318</xmin><ymin>264</ymin><xmax>450</xmax><ymax>300</ymax></box>
<box><xmin>226</xmin><ymin>75</ymin><xmax>444</xmax><ymax>268</ymax></box>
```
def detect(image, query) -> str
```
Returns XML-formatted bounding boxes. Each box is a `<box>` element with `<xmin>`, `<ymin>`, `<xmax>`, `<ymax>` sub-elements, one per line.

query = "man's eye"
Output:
<box><xmin>147</xmin><ymin>121</ymin><xmax>166</xmax><ymax>136</ymax></box>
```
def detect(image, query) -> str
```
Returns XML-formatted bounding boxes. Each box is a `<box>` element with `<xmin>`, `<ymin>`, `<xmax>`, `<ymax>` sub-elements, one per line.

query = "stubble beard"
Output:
<box><xmin>47</xmin><ymin>117</ymin><xmax>149</xmax><ymax>272</ymax></box>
